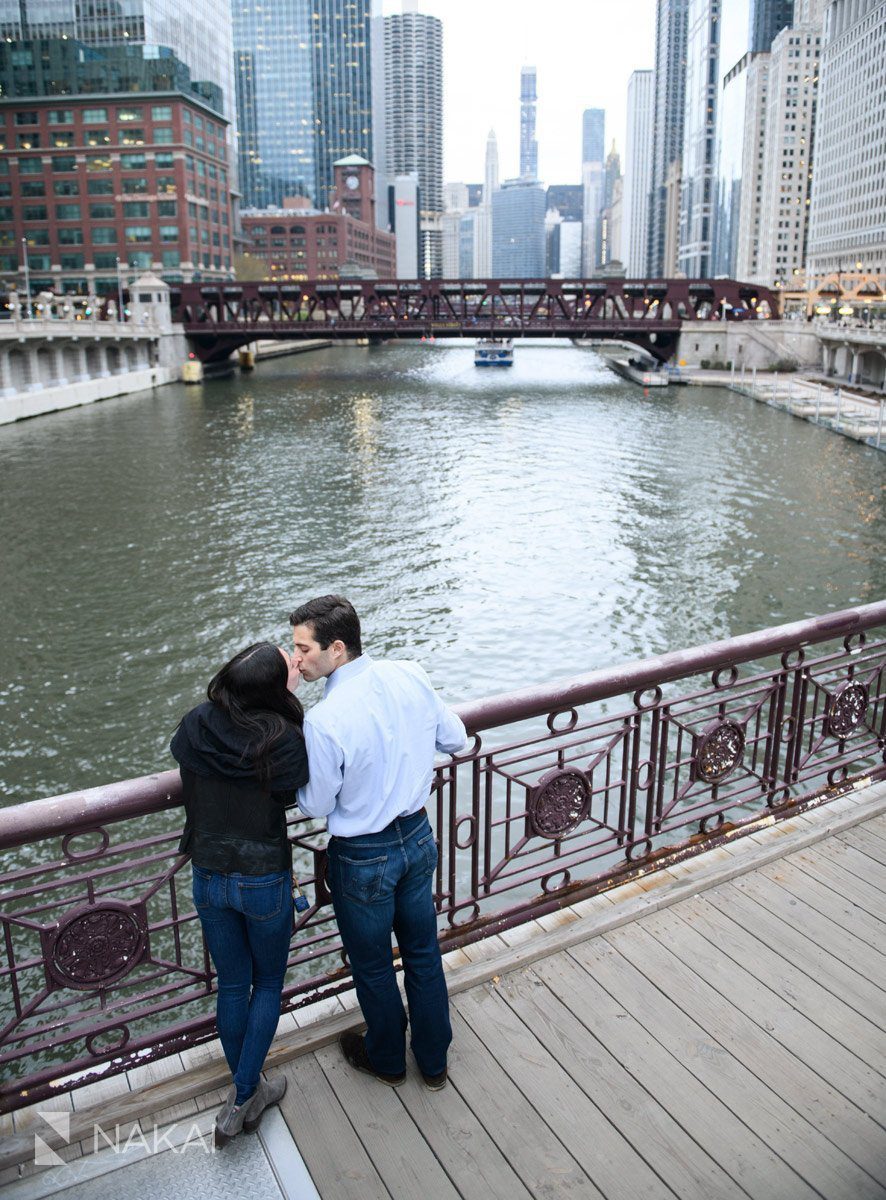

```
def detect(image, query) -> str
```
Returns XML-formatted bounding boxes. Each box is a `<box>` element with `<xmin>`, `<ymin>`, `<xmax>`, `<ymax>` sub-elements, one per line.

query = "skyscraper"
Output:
<box><xmin>492</xmin><ymin>179</ymin><xmax>546</xmax><ymax>278</ymax></box>
<box><xmin>475</xmin><ymin>129</ymin><xmax>498</xmax><ymax>277</ymax></box>
<box><xmin>312</xmin><ymin>0</ymin><xmax>374</xmax><ymax>211</ymax></box>
<box><xmin>234</xmin><ymin>0</ymin><xmax>373</xmax><ymax>213</ymax></box>
<box><xmin>711</xmin><ymin>0</ymin><xmax>794</xmax><ymax>278</ymax></box>
<box><xmin>234</xmin><ymin>1</ymin><xmax>315</xmax><ymax>209</ymax></box>
<box><xmin>582</xmin><ymin>109</ymin><xmax>605</xmax><ymax>166</ymax></box>
<box><xmin>384</xmin><ymin>3</ymin><xmax>444</xmax><ymax>277</ymax></box>
<box><xmin>807</xmin><ymin>0</ymin><xmax>886</xmax><ymax>278</ymax></box>
<box><xmin>749</xmin><ymin>5</ymin><xmax>824</xmax><ymax>285</ymax></box>
<box><xmin>581</xmin><ymin>108</ymin><xmax>605</xmax><ymax>275</ymax></box>
<box><xmin>677</xmin><ymin>0</ymin><xmax>720</xmax><ymax>277</ymax></box>
<box><xmin>647</xmin><ymin>0</ymin><xmax>688</xmax><ymax>275</ymax></box>
<box><xmin>520</xmin><ymin>66</ymin><xmax>538</xmax><ymax>179</ymax></box>
<box><xmin>600</xmin><ymin>142</ymin><xmax>622</xmax><ymax>267</ymax></box>
<box><xmin>623</xmin><ymin>70</ymin><xmax>654</xmax><ymax>275</ymax></box>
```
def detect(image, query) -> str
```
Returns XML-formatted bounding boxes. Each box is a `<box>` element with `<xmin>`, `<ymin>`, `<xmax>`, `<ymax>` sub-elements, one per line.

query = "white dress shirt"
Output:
<box><xmin>296</xmin><ymin>654</ymin><xmax>467</xmax><ymax>837</ymax></box>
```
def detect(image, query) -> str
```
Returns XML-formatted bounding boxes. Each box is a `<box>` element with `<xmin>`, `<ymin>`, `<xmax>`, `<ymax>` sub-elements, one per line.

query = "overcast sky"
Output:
<box><xmin>382</xmin><ymin>0</ymin><xmax>657</xmax><ymax>187</ymax></box>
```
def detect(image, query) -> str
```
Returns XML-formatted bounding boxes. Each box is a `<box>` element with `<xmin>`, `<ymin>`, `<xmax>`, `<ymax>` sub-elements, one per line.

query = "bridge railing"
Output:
<box><xmin>1</xmin><ymin>602</ymin><xmax>884</xmax><ymax>1111</ymax></box>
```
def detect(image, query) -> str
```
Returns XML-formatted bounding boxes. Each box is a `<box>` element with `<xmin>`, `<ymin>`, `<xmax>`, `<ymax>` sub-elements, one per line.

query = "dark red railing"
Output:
<box><xmin>1</xmin><ymin>602</ymin><xmax>884</xmax><ymax>1111</ymax></box>
<box><xmin>171</xmin><ymin>277</ymin><xmax>781</xmax><ymax>363</ymax></box>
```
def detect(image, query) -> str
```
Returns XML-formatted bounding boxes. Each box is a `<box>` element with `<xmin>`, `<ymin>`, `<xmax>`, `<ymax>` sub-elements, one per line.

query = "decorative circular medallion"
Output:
<box><xmin>695</xmin><ymin>720</ymin><xmax>745</xmax><ymax>784</ymax></box>
<box><xmin>827</xmin><ymin>680</ymin><xmax>869</xmax><ymax>740</ymax></box>
<box><xmin>50</xmin><ymin>903</ymin><xmax>145</xmax><ymax>991</ymax></box>
<box><xmin>528</xmin><ymin>768</ymin><xmax>590</xmax><ymax>840</ymax></box>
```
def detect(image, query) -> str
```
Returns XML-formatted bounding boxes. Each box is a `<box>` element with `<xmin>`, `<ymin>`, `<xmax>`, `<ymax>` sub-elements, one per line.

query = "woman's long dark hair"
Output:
<box><xmin>207</xmin><ymin>642</ymin><xmax>304</xmax><ymax>784</ymax></box>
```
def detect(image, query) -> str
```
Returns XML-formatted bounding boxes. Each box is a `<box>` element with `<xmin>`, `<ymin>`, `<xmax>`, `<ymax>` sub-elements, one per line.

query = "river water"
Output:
<box><xmin>1</xmin><ymin>341</ymin><xmax>884</xmax><ymax>806</ymax></box>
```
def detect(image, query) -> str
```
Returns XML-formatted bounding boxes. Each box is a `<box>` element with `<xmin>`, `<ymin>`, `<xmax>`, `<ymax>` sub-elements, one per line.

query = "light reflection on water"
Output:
<box><xmin>0</xmin><ymin>341</ymin><xmax>884</xmax><ymax>806</ymax></box>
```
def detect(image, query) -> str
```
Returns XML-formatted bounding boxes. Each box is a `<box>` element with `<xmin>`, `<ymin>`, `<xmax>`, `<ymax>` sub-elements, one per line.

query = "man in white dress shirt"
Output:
<box><xmin>289</xmin><ymin>595</ymin><xmax>467</xmax><ymax>1089</ymax></box>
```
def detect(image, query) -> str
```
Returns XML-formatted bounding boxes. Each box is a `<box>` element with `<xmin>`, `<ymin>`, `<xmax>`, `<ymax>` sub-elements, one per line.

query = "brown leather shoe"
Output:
<box><xmin>420</xmin><ymin>1066</ymin><xmax>448</xmax><ymax>1091</ymax></box>
<box><xmin>339</xmin><ymin>1031</ymin><xmax>406</xmax><ymax>1086</ymax></box>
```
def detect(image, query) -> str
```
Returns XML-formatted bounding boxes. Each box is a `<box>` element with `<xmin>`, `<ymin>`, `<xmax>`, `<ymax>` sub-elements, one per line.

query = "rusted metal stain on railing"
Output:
<box><xmin>0</xmin><ymin>602</ymin><xmax>884</xmax><ymax>1111</ymax></box>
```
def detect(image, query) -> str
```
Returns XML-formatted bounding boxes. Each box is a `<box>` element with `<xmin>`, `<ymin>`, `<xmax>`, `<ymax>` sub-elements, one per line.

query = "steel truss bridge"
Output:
<box><xmin>170</xmin><ymin>278</ymin><xmax>781</xmax><ymax>365</ymax></box>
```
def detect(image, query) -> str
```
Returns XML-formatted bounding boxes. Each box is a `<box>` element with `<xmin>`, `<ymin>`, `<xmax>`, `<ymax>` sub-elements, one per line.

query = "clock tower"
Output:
<box><xmin>332</xmin><ymin>155</ymin><xmax>375</xmax><ymax>225</ymax></box>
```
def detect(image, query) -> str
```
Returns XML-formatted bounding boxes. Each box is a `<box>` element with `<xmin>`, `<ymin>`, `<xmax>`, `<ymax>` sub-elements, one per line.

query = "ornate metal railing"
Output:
<box><xmin>1</xmin><ymin>603</ymin><xmax>884</xmax><ymax>1111</ymax></box>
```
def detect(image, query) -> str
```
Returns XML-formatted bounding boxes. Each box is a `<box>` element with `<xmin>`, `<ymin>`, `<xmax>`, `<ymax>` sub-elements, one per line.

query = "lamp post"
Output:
<box><xmin>21</xmin><ymin>237</ymin><xmax>32</xmax><ymax>320</ymax></box>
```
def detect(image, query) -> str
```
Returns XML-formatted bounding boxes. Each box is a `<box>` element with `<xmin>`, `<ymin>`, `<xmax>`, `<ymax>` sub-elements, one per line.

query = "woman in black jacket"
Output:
<box><xmin>171</xmin><ymin>641</ymin><xmax>307</xmax><ymax>1147</ymax></box>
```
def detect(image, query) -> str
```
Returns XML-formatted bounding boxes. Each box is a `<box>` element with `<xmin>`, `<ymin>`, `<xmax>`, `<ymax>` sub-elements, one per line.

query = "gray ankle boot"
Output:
<box><xmin>242</xmin><ymin>1073</ymin><xmax>288</xmax><ymax>1133</ymax></box>
<box><xmin>214</xmin><ymin>1084</ymin><xmax>249</xmax><ymax>1148</ymax></box>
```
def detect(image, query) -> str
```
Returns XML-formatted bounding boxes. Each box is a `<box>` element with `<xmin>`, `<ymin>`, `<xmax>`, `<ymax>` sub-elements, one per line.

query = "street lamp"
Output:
<box><xmin>21</xmin><ymin>237</ymin><xmax>31</xmax><ymax>319</ymax></box>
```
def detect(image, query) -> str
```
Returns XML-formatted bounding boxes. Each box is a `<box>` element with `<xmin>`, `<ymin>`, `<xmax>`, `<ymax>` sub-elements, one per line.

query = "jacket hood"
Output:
<box><xmin>170</xmin><ymin>701</ymin><xmax>307</xmax><ymax>790</ymax></box>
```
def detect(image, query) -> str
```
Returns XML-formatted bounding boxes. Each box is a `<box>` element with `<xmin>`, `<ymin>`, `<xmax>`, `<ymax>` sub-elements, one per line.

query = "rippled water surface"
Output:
<box><xmin>1</xmin><ymin>342</ymin><xmax>884</xmax><ymax>804</ymax></box>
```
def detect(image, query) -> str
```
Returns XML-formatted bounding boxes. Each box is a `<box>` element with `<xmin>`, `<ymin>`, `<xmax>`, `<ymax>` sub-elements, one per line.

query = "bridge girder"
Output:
<box><xmin>170</xmin><ymin>278</ymin><xmax>781</xmax><ymax>365</ymax></box>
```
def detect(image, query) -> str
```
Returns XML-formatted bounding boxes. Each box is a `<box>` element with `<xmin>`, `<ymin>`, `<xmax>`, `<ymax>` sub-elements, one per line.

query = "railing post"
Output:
<box><xmin>835</xmin><ymin>387</ymin><xmax>843</xmax><ymax>429</ymax></box>
<box><xmin>752</xmin><ymin>365</ymin><xmax>757</xmax><ymax>392</ymax></box>
<box><xmin>876</xmin><ymin>398</ymin><xmax>884</xmax><ymax>449</ymax></box>
<box><xmin>772</xmin><ymin>371</ymin><xmax>778</xmax><ymax>404</ymax></box>
<box><xmin>816</xmin><ymin>382</ymin><xmax>822</xmax><ymax>422</ymax></box>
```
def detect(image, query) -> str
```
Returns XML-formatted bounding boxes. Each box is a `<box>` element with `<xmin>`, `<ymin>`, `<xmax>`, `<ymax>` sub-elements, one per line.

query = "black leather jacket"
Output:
<box><xmin>171</xmin><ymin>701</ymin><xmax>309</xmax><ymax>875</ymax></box>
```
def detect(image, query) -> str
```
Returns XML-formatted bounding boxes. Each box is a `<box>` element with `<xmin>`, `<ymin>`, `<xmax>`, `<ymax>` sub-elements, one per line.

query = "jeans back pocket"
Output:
<box><xmin>234</xmin><ymin>875</ymin><xmax>286</xmax><ymax>922</ymax></box>
<box><xmin>335</xmin><ymin>852</ymin><xmax>388</xmax><ymax>904</ymax></box>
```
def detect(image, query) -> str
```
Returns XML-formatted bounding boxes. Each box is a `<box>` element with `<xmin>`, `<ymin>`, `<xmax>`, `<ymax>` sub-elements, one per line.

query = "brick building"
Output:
<box><xmin>0</xmin><ymin>39</ymin><xmax>234</xmax><ymax>297</ymax></box>
<box><xmin>240</xmin><ymin>156</ymin><xmax>395</xmax><ymax>281</ymax></box>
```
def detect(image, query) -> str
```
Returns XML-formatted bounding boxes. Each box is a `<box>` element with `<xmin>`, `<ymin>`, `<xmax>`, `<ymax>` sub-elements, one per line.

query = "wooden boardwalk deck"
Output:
<box><xmin>3</xmin><ymin>782</ymin><xmax>885</xmax><ymax>1200</ymax></box>
<box><xmin>279</xmin><ymin>802</ymin><xmax>886</xmax><ymax>1200</ymax></box>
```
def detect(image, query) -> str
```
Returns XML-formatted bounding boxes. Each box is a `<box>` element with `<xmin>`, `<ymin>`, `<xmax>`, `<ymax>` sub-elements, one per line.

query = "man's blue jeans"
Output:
<box><xmin>192</xmin><ymin>866</ymin><xmax>292</xmax><ymax>1104</ymax></box>
<box><xmin>327</xmin><ymin>810</ymin><xmax>452</xmax><ymax>1077</ymax></box>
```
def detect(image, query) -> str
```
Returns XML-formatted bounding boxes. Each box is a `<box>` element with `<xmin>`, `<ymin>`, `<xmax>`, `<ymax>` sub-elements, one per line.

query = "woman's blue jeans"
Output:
<box><xmin>192</xmin><ymin>866</ymin><xmax>292</xmax><ymax>1104</ymax></box>
<box><xmin>327</xmin><ymin>810</ymin><xmax>452</xmax><ymax>1078</ymax></box>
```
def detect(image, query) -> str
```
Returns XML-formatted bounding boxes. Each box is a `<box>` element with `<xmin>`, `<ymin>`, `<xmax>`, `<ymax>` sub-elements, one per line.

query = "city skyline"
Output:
<box><xmin>382</xmin><ymin>0</ymin><xmax>656</xmax><ymax>185</ymax></box>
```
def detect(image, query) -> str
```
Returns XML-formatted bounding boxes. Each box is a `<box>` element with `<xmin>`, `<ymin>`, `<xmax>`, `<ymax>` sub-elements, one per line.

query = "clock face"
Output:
<box><xmin>345</xmin><ymin>174</ymin><xmax>360</xmax><ymax>190</ymax></box>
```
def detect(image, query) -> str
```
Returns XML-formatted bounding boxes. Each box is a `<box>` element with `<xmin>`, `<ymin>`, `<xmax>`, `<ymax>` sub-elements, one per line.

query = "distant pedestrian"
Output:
<box><xmin>171</xmin><ymin>642</ymin><xmax>308</xmax><ymax>1146</ymax></box>
<box><xmin>289</xmin><ymin>595</ymin><xmax>466</xmax><ymax>1089</ymax></box>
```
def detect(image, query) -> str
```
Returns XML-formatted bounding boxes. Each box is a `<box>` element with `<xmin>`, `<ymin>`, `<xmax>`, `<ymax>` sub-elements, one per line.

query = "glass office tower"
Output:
<box><xmin>234</xmin><ymin>0</ymin><xmax>315</xmax><ymax>208</ymax></box>
<box><xmin>312</xmin><ymin>0</ymin><xmax>373</xmax><ymax>211</ymax></box>
<box><xmin>233</xmin><ymin>0</ymin><xmax>373</xmax><ymax>213</ymax></box>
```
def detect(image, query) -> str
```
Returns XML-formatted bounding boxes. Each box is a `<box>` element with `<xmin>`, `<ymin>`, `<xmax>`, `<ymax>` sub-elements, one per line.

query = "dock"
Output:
<box><xmin>4</xmin><ymin>777</ymin><xmax>885</xmax><ymax>1200</ymax></box>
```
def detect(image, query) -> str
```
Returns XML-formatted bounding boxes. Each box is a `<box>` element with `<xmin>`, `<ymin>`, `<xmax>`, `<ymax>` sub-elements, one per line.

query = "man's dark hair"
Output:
<box><xmin>288</xmin><ymin>594</ymin><xmax>362</xmax><ymax>658</ymax></box>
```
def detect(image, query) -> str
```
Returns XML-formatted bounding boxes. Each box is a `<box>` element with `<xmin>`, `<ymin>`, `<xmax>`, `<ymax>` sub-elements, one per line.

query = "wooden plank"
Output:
<box><xmin>602</xmin><ymin>920</ymin><xmax>886</xmax><ymax>1190</ymax></box>
<box><xmin>752</xmin><ymin>857</ymin><xmax>886</xmax><ymax>959</ymax></box>
<box><xmin>865</xmin><ymin>811</ymin><xmax>886</xmax><ymax>839</ymax></box>
<box><xmin>706</xmin><ymin>874</ymin><xmax>886</xmax><ymax>1026</ymax></box>
<box><xmin>837</xmin><ymin>826</ymin><xmax>886</xmax><ymax>868</ymax></box>
<box><xmin>455</xmin><ymin>983</ymin><xmax>677</xmax><ymax>1199</ymax></box>
<box><xmin>276</xmin><ymin>1053</ymin><xmax>391</xmax><ymax>1200</ymax></box>
<box><xmin>642</xmin><ymin>899</ymin><xmax>886</xmax><ymax>1132</ymax></box>
<box><xmin>313</xmin><ymin>1043</ymin><xmax>461</xmax><ymax>1200</ymax></box>
<box><xmin>446</xmin><ymin>1008</ymin><xmax>598</xmax><ymax>1199</ymax></box>
<box><xmin>495</xmin><ymin>966</ymin><xmax>746</xmax><ymax>1200</ymax></box>
<box><xmin>786</xmin><ymin>845</ymin><xmax>886</xmax><ymax>918</ymax></box>
<box><xmin>387</xmin><ymin>1073</ymin><xmax>533</xmax><ymax>1200</ymax></box>
<box><xmin>530</xmin><ymin>951</ymin><xmax>817</xmax><ymax>1200</ymax></box>
<box><xmin>819</xmin><ymin>836</ymin><xmax>886</xmax><ymax>888</ymax></box>
<box><xmin>568</xmin><ymin>935</ymin><xmax>885</xmax><ymax>1200</ymax></box>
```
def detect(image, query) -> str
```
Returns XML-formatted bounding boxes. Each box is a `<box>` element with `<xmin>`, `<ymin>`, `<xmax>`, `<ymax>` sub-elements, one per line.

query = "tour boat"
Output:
<box><xmin>474</xmin><ymin>338</ymin><xmax>514</xmax><ymax>367</ymax></box>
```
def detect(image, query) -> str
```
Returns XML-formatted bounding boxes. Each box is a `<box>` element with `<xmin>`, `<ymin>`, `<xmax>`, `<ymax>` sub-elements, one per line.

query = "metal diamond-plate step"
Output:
<box><xmin>8</xmin><ymin>1106</ymin><xmax>318</xmax><ymax>1200</ymax></box>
